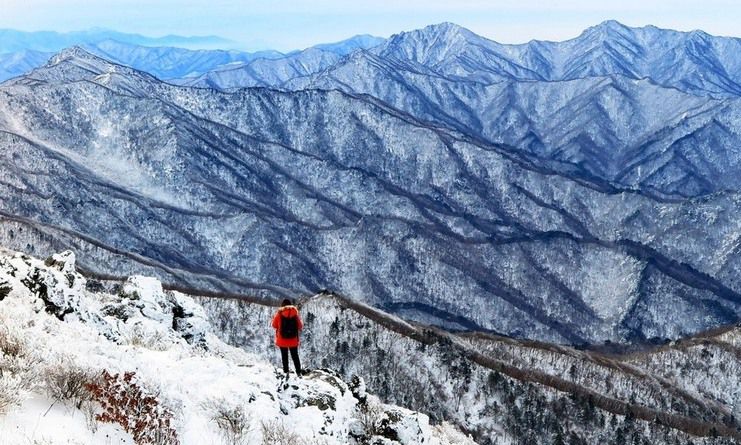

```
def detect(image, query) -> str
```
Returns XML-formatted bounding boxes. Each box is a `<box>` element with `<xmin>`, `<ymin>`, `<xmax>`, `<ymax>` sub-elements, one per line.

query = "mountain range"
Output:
<box><xmin>1</xmin><ymin>22</ymin><xmax>741</xmax><ymax>345</ymax></box>
<box><xmin>1</xmin><ymin>20</ymin><xmax>741</xmax><ymax>346</ymax></box>
<box><xmin>0</xmin><ymin>31</ymin><xmax>385</xmax><ymax>83</ymax></box>
<box><xmin>172</xmin><ymin>21</ymin><xmax>741</xmax><ymax>197</ymax></box>
<box><xmin>278</xmin><ymin>21</ymin><xmax>741</xmax><ymax>197</ymax></box>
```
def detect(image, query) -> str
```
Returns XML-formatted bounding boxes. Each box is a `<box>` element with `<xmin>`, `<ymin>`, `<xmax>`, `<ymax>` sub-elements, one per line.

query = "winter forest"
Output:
<box><xmin>0</xmin><ymin>2</ymin><xmax>740</xmax><ymax>444</ymax></box>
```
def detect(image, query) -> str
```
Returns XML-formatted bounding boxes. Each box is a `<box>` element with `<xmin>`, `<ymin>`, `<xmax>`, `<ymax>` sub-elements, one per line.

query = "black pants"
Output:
<box><xmin>280</xmin><ymin>347</ymin><xmax>301</xmax><ymax>374</ymax></box>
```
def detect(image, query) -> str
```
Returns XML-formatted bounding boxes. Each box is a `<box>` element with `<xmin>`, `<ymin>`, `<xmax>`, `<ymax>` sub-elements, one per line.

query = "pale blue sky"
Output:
<box><xmin>1</xmin><ymin>0</ymin><xmax>739</xmax><ymax>51</ymax></box>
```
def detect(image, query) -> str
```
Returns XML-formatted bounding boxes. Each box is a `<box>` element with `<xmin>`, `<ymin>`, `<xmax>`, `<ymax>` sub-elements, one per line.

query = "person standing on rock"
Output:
<box><xmin>272</xmin><ymin>298</ymin><xmax>304</xmax><ymax>378</ymax></box>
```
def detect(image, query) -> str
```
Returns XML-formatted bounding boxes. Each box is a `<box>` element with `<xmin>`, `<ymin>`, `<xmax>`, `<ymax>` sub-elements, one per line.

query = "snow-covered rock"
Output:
<box><xmin>22</xmin><ymin>250</ymin><xmax>86</xmax><ymax>320</ymax></box>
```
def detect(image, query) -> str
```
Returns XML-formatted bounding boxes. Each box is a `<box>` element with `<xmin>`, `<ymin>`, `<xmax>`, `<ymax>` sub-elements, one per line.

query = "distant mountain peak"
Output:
<box><xmin>379</xmin><ymin>22</ymin><xmax>483</xmax><ymax>65</ymax></box>
<box><xmin>424</xmin><ymin>22</ymin><xmax>469</xmax><ymax>33</ymax></box>
<box><xmin>595</xmin><ymin>19</ymin><xmax>630</xmax><ymax>30</ymax></box>
<box><xmin>44</xmin><ymin>45</ymin><xmax>125</xmax><ymax>78</ymax></box>
<box><xmin>581</xmin><ymin>19</ymin><xmax>634</xmax><ymax>38</ymax></box>
<box><xmin>313</xmin><ymin>34</ymin><xmax>385</xmax><ymax>55</ymax></box>
<box><xmin>48</xmin><ymin>45</ymin><xmax>107</xmax><ymax>66</ymax></box>
<box><xmin>32</xmin><ymin>45</ymin><xmax>163</xmax><ymax>88</ymax></box>
<box><xmin>415</xmin><ymin>22</ymin><xmax>475</xmax><ymax>40</ymax></box>
<box><xmin>348</xmin><ymin>33</ymin><xmax>385</xmax><ymax>42</ymax></box>
<box><xmin>386</xmin><ymin>22</ymin><xmax>474</xmax><ymax>44</ymax></box>
<box><xmin>687</xmin><ymin>29</ymin><xmax>712</xmax><ymax>41</ymax></box>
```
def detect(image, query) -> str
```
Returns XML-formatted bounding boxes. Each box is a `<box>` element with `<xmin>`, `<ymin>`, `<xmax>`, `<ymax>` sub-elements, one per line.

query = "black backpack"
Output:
<box><xmin>280</xmin><ymin>314</ymin><xmax>299</xmax><ymax>339</ymax></box>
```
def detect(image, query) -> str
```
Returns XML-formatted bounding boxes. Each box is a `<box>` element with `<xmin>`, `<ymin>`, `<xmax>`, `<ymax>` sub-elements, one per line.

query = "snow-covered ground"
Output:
<box><xmin>0</xmin><ymin>248</ymin><xmax>474</xmax><ymax>444</ymax></box>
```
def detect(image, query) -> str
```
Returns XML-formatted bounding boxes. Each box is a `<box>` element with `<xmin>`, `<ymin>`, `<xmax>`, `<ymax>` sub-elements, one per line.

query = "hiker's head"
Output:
<box><xmin>281</xmin><ymin>298</ymin><xmax>292</xmax><ymax>307</ymax></box>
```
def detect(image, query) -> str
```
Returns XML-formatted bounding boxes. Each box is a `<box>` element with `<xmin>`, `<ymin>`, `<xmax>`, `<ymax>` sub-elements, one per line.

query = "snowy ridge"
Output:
<box><xmin>0</xmin><ymin>247</ymin><xmax>735</xmax><ymax>445</ymax></box>
<box><xmin>180</xmin><ymin>47</ymin><xmax>344</xmax><ymax>89</ymax></box>
<box><xmin>313</xmin><ymin>34</ymin><xmax>385</xmax><ymax>56</ymax></box>
<box><xmin>181</xmin><ymin>21</ymin><xmax>741</xmax><ymax>99</ymax></box>
<box><xmin>199</xmin><ymin>292</ymin><xmax>741</xmax><ymax>445</ymax></box>
<box><xmin>342</xmin><ymin>21</ymin><xmax>741</xmax><ymax>96</ymax></box>
<box><xmin>0</xmin><ymin>248</ymin><xmax>472</xmax><ymax>444</ymax></box>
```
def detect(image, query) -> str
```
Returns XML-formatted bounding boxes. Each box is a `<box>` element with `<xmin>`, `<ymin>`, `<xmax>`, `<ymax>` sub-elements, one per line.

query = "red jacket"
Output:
<box><xmin>272</xmin><ymin>305</ymin><xmax>303</xmax><ymax>348</ymax></box>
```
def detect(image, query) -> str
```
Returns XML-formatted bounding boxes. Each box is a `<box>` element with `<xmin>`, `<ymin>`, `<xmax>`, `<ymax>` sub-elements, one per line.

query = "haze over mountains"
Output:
<box><xmin>1</xmin><ymin>21</ymin><xmax>741</xmax><ymax>347</ymax></box>
<box><xmin>0</xmin><ymin>28</ymin><xmax>236</xmax><ymax>53</ymax></box>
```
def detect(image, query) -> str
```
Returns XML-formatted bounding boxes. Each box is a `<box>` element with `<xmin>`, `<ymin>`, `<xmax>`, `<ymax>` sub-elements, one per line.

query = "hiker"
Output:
<box><xmin>272</xmin><ymin>298</ymin><xmax>304</xmax><ymax>378</ymax></box>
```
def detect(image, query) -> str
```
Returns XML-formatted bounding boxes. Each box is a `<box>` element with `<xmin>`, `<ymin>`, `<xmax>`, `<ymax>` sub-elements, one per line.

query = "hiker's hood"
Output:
<box><xmin>279</xmin><ymin>305</ymin><xmax>299</xmax><ymax>317</ymax></box>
